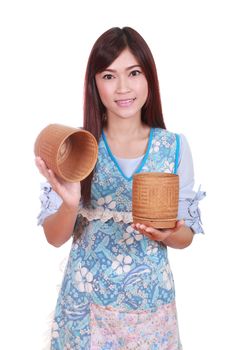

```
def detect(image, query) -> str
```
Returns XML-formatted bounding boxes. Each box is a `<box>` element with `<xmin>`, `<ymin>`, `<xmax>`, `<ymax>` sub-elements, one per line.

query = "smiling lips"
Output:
<box><xmin>115</xmin><ymin>98</ymin><xmax>136</xmax><ymax>107</ymax></box>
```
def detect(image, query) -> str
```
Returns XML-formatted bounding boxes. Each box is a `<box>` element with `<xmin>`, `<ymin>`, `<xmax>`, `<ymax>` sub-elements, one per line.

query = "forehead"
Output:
<box><xmin>106</xmin><ymin>48</ymin><xmax>139</xmax><ymax>70</ymax></box>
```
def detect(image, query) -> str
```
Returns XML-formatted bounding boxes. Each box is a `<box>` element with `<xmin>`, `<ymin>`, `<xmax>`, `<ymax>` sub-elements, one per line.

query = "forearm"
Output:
<box><xmin>162</xmin><ymin>225</ymin><xmax>194</xmax><ymax>249</ymax></box>
<box><xmin>43</xmin><ymin>203</ymin><xmax>78</xmax><ymax>247</ymax></box>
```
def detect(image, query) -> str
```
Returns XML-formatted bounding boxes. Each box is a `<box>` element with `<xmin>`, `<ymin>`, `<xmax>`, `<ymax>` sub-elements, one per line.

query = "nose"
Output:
<box><xmin>116</xmin><ymin>76</ymin><xmax>131</xmax><ymax>94</ymax></box>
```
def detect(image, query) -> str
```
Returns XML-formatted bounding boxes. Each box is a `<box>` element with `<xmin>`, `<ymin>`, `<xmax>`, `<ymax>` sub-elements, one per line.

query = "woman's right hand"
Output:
<box><xmin>35</xmin><ymin>156</ymin><xmax>81</xmax><ymax>209</ymax></box>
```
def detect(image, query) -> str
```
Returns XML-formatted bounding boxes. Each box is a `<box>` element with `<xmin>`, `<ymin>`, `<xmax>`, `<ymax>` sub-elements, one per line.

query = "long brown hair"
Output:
<box><xmin>81</xmin><ymin>27</ymin><xmax>166</xmax><ymax>203</ymax></box>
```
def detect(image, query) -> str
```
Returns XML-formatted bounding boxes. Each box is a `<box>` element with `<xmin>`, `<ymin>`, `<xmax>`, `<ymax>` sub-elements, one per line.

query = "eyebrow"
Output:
<box><xmin>103</xmin><ymin>65</ymin><xmax>141</xmax><ymax>73</ymax></box>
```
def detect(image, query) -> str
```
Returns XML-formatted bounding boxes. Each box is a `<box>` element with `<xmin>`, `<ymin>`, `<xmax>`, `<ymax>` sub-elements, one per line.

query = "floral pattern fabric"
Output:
<box><xmin>42</xmin><ymin>128</ymin><xmax>190</xmax><ymax>349</ymax></box>
<box><xmin>90</xmin><ymin>302</ymin><xmax>182</xmax><ymax>350</ymax></box>
<box><xmin>178</xmin><ymin>186</ymin><xmax>205</xmax><ymax>233</ymax></box>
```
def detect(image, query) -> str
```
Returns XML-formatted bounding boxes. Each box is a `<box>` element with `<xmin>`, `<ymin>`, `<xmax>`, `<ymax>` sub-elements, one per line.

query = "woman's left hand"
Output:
<box><xmin>131</xmin><ymin>220</ymin><xmax>185</xmax><ymax>242</ymax></box>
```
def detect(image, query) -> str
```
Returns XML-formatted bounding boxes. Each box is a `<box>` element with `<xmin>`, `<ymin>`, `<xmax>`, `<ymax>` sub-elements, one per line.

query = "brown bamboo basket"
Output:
<box><xmin>34</xmin><ymin>124</ymin><xmax>98</xmax><ymax>182</ymax></box>
<box><xmin>132</xmin><ymin>172</ymin><xmax>179</xmax><ymax>228</ymax></box>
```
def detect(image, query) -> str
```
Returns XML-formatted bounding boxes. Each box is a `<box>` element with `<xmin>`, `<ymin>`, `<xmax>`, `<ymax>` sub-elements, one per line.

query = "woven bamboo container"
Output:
<box><xmin>34</xmin><ymin>124</ymin><xmax>98</xmax><ymax>182</ymax></box>
<box><xmin>132</xmin><ymin>172</ymin><xmax>179</xmax><ymax>229</ymax></box>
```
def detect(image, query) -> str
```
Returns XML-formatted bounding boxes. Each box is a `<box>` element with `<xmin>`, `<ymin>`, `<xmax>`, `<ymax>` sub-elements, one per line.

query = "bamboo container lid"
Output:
<box><xmin>34</xmin><ymin>124</ymin><xmax>98</xmax><ymax>182</ymax></box>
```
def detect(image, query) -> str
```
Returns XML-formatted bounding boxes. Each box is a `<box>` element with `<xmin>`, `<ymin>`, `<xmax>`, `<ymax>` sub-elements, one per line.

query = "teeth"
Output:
<box><xmin>115</xmin><ymin>98</ymin><xmax>135</xmax><ymax>102</ymax></box>
<box><xmin>115</xmin><ymin>99</ymin><xmax>134</xmax><ymax>106</ymax></box>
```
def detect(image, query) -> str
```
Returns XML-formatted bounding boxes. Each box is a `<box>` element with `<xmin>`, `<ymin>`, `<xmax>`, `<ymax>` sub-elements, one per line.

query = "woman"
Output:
<box><xmin>36</xmin><ymin>26</ymin><xmax>205</xmax><ymax>349</ymax></box>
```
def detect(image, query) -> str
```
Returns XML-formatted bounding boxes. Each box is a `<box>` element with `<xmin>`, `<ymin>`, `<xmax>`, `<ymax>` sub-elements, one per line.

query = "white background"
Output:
<box><xmin>0</xmin><ymin>0</ymin><xmax>232</xmax><ymax>349</ymax></box>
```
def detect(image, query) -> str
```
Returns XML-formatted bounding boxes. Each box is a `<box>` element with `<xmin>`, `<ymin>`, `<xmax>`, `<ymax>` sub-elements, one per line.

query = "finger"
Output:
<box><xmin>144</xmin><ymin>226</ymin><xmax>161</xmax><ymax>234</ymax></box>
<box><xmin>135</xmin><ymin>223</ymin><xmax>148</xmax><ymax>231</ymax></box>
<box><xmin>176</xmin><ymin>219</ymin><xmax>185</xmax><ymax>228</ymax></box>
<box><xmin>35</xmin><ymin>160</ymin><xmax>47</xmax><ymax>177</ymax></box>
<box><xmin>133</xmin><ymin>225</ymin><xmax>154</xmax><ymax>238</ymax></box>
<box><xmin>35</xmin><ymin>156</ymin><xmax>46</xmax><ymax>168</ymax></box>
<box><xmin>35</xmin><ymin>157</ymin><xmax>49</xmax><ymax>176</ymax></box>
<box><xmin>47</xmin><ymin>169</ymin><xmax>61</xmax><ymax>190</ymax></box>
<box><xmin>35</xmin><ymin>157</ymin><xmax>57</xmax><ymax>185</ymax></box>
<box><xmin>133</xmin><ymin>224</ymin><xmax>147</xmax><ymax>235</ymax></box>
<box><xmin>35</xmin><ymin>156</ymin><xmax>43</xmax><ymax>171</ymax></box>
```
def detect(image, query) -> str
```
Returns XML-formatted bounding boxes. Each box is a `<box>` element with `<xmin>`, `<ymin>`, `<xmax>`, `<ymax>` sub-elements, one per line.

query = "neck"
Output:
<box><xmin>104</xmin><ymin>116</ymin><xmax>146</xmax><ymax>141</ymax></box>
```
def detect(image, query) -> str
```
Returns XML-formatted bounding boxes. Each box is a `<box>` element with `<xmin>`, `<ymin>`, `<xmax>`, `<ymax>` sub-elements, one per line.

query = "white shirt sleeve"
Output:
<box><xmin>176</xmin><ymin>134</ymin><xmax>206</xmax><ymax>233</ymax></box>
<box><xmin>37</xmin><ymin>182</ymin><xmax>62</xmax><ymax>225</ymax></box>
<box><xmin>177</xmin><ymin>133</ymin><xmax>196</xmax><ymax>199</ymax></box>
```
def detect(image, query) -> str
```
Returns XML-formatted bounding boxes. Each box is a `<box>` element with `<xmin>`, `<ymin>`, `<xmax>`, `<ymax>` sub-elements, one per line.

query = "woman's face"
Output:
<box><xmin>95</xmin><ymin>48</ymin><xmax>148</xmax><ymax>121</ymax></box>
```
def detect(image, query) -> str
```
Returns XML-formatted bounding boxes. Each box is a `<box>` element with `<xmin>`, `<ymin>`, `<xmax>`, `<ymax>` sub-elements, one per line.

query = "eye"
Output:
<box><xmin>130</xmin><ymin>70</ymin><xmax>141</xmax><ymax>77</ymax></box>
<box><xmin>102</xmin><ymin>74</ymin><xmax>114</xmax><ymax>80</ymax></box>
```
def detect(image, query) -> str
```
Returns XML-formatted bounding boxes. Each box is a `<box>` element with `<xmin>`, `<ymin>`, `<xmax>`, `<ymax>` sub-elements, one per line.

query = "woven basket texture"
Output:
<box><xmin>132</xmin><ymin>172</ymin><xmax>179</xmax><ymax>228</ymax></box>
